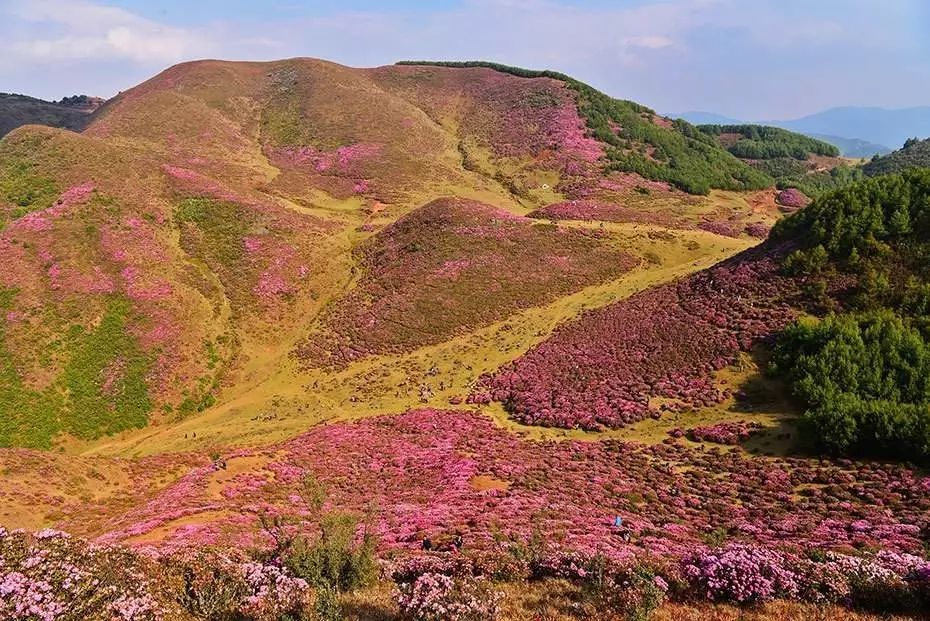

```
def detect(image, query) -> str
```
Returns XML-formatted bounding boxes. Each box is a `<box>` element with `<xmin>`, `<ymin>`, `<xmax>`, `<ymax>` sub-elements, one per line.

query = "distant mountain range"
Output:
<box><xmin>671</xmin><ymin>106</ymin><xmax>930</xmax><ymax>158</ymax></box>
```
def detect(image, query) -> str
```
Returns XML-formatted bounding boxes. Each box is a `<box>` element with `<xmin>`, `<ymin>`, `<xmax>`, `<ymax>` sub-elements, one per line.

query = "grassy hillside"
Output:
<box><xmin>0</xmin><ymin>58</ymin><xmax>782</xmax><ymax>449</ymax></box>
<box><xmin>398</xmin><ymin>61</ymin><xmax>773</xmax><ymax>194</ymax></box>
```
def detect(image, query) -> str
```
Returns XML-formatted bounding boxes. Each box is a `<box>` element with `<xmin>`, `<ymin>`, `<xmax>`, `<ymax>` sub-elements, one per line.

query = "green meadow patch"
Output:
<box><xmin>0</xmin><ymin>157</ymin><xmax>59</xmax><ymax>222</ymax></box>
<box><xmin>0</xmin><ymin>291</ymin><xmax>152</xmax><ymax>448</ymax></box>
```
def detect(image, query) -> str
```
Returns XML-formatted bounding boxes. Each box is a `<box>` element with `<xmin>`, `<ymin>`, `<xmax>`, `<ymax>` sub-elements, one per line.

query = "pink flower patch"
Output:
<box><xmin>243</xmin><ymin>236</ymin><xmax>263</xmax><ymax>253</ymax></box>
<box><xmin>56</xmin><ymin>182</ymin><xmax>95</xmax><ymax>207</ymax></box>
<box><xmin>432</xmin><ymin>259</ymin><xmax>471</xmax><ymax>280</ymax></box>
<box><xmin>254</xmin><ymin>272</ymin><xmax>291</xmax><ymax>300</ymax></box>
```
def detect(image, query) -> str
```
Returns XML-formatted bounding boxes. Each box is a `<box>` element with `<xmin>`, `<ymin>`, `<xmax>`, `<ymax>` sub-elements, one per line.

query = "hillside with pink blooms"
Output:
<box><xmin>1</xmin><ymin>58</ymin><xmax>929</xmax><ymax>621</ymax></box>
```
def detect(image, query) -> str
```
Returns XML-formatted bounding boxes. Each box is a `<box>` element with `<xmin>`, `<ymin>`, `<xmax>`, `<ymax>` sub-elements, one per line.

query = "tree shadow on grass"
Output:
<box><xmin>726</xmin><ymin>347</ymin><xmax>816</xmax><ymax>458</ymax></box>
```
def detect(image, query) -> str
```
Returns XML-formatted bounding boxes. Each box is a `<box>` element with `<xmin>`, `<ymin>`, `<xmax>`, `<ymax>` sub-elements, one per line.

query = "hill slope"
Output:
<box><xmin>0</xmin><ymin>93</ymin><xmax>102</xmax><ymax>137</ymax></box>
<box><xmin>0</xmin><ymin>58</ymin><xmax>781</xmax><ymax>449</ymax></box>
<box><xmin>475</xmin><ymin>170</ymin><xmax>930</xmax><ymax>435</ymax></box>
<box><xmin>863</xmin><ymin>137</ymin><xmax>930</xmax><ymax>176</ymax></box>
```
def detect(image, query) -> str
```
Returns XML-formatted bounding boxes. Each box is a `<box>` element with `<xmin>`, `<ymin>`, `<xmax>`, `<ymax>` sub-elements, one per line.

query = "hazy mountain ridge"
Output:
<box><xmin>671</xmin><ymin>106</ymin><xmax>930</xmax><ymax>157</ymax></box>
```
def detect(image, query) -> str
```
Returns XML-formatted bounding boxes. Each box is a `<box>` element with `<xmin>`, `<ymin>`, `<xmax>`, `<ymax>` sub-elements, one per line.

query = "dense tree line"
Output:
<box><xmin>773</xmin><ymin>168</ymin><xmax>930</xmax><ymax>271</ymax></box>
<box><xmin>397</xmin><ymin>61</ymin><xmax>772</xmax><ymax>195</ymax></box>
<box><xmin>771</xmin><ymin>170</ymin><xmax>930</xmax><ymax>463</ymax></box>
<box><xmin>772</xmin><ymin>312</ymin><xmax>930</xmax><ymax>463</ymax></box>
<box><xmin>699</xmin><ymin>124</ymin><xmax>840</xmax><ymax>159</ymax></box>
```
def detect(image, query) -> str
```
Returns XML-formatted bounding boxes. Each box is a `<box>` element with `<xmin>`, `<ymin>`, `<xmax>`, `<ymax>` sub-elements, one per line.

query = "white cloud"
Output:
<box><xmin>2</xmin><ymin>0</ymin><xmax>214</xmax><ymax>64</ymax></box>
<box><xmin>624</xmin><ymin>36</ymin><xmax>675</xmax><ymax>50</ymax></box>
<box><xmin>0</xmin><ymin>0</ymin><xmax>925</xmax><ymax>117</ymax></box>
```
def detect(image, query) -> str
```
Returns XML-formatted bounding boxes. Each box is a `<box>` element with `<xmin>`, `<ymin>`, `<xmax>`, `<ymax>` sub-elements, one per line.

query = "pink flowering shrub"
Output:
<box><xmin>475</xmin><ymin>247</ymin><xmax>800</xmax><ymax>429</ymax></box>
<box><xmin>394</xmin><ymin>571</ymin><xmax>502</xmax><ymax>621</ymax></box>
<box><xmin>698</xmin><ymin>220</ymin><xmax>742</xmax><ymax>238</ymax></box>
<box><xmin>681</xmin><ymin>544</ymin><xmax>929</xmax><ymax>610</ymax></box>
<box><xmin>0</xmin><ymin>527</ymin><xmax>313</xmax><ymax>621</ymax></box>
<box><xmin>682</xmin><ymin>544</ymin><xmax>799</xmax><ymax>603</ymax></box>
<box><xmin>0</xmin><ymin>527</ymin><xmax>173</xmax><ymax>620</ymax></box>
<box><xmin>776</xmin><ymin>188</ymin><xmax>810</xmax><ymax>212</ymax></box>
<box><xmin>744</xmin><ymin>222</ymin><xmax>771</xmax><ymax>239</ymax></box>
<box><xmin>162</xmin><ymin>548</ymin><xmax>311</xmax><ymax>620</ymax></box>
<box><xmin>684</xmin><ymin>421</ymin><xmax>764</xmax><ymax>445</ymax></box>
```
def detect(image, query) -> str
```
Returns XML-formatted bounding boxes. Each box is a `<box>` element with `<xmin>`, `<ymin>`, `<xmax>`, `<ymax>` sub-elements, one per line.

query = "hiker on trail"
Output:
<box><xmin>453</xmin><ymin>534</ymin><xmax>464</xmax><ymax>551</ymax></box>
<box><xmin>422</xmin><ymin>537</ymin><xmax>432</xmax><ymax>551</ymax></box>
<box><xmin>613</xmin><ymin>515</ymin><xmax>623</xmax><ymax>528</ymax></box>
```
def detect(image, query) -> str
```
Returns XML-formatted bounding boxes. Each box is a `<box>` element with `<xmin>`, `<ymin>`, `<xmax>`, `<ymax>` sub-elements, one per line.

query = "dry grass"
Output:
<box><xmin>339</xmin><ymin>581</ymin><xmax>916</xmax><ymax>621</ymax></box>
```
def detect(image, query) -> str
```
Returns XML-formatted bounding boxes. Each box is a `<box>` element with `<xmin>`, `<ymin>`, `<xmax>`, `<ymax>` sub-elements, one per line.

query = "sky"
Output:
<box><xmin>0</xmin><ymin>0</ymin><xmax>928</xmax><ymax>120</ymax></box>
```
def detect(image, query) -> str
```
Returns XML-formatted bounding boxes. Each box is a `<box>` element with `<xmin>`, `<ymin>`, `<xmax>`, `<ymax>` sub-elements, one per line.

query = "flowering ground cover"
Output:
<box><xmin>471</xmin><ymin>245</ymin><xmax>801</xmax><ymax>430</ymax></box>
<box><xmin>22</xmin><ymin>406</ymin><xmax>920</xmax><ymax>616</ymax></box>
<box><xmin>297</xmin><ymin>198</ymin><xmax>636</xmax><ymax>367</ymax></box>
<box><xmin>91</xmin><ymin>409</ymin><xmax>929</xmax><ymax>565</ymax></box>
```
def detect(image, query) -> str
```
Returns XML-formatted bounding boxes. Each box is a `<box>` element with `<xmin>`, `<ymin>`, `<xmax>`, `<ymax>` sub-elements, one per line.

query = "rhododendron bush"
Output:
<box><xmin>0</xmin><ymin>528</ymin><xmax>310</xmax><ymax>621</ymax></box>
<box><xmin>473</xmin><ymin>248</ymin><xmax>800</xmax><ymax>430</ymax></box>
<box><xmin>675</xmin><ymin>421</ymin><xmax>764</xmax><ymax>445</ymax></box>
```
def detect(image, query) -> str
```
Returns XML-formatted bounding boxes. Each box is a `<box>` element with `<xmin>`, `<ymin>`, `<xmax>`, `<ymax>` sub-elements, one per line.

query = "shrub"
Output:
<box><xmin>682</xmin><ymin>544</ymin><xmax>799</xmax><ymax>604</ymax></box>
<box><xmin>313</xmin><ymin>585</ymin><xmax>343</xmax><ymax>621</ymax></box>
<box><xmin>587</xmin><ymin>564</ymin><xmax>668</xmax><ymax>621</ymax></box>
<box><xmin>0</xmin><ymin>528</ymin><xmax>174</xmax><ymax>621</ymax></box>
<box><xmin>284</xmin><ymin>512</ymin><xmax>378</xmax><ymax>593</ymax></box>
<box><xmin>394</xmin><ymin>571</ymin><xmax>502</xmax><ymax>621</ymax></box>
<box><xmin>167</xmin><ymin>548</ymin><xmax>310</xmax><ymax>621</ymax></box>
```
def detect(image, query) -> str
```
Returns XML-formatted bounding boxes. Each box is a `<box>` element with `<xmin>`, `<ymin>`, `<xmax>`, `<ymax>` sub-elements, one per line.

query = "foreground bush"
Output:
<box><xmin>0</xmin><ymin>527</ymin><xmax>174</xmax><ymax>621</ymax></box>
<box><xmin>682</xmin><ymin>543</ymin><xmax>930</xmax><ymax>613</ymax></box>
<box><xmin>394</xmin><ymin>571</ymin><xmax>502</xmax><ymax>621</ymax></box>
<box><xmin>0</xmin><ymin>528</ymin><xmax>311</xmax><ymax>621</ymax></box>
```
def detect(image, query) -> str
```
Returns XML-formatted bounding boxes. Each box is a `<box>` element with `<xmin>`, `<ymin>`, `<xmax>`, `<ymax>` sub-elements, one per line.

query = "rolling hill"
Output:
<box><xmin>0</xmin><ymin>93</ymin><xmax>102</xmax><ymax>138</ymax></box>
<box><xmin>0</xmin><ymin>57</ymin><xmax>785</xmax><ymax>449</ymax></box>
<box><xmin>2</xmin><ymin>58</ymin><xmax>929</xmax><ymax>621</ymax></box>
<box><xmin>863</xmin><ymin>137</ymin><xmax>930</xmax><ymax>176</ymax></box>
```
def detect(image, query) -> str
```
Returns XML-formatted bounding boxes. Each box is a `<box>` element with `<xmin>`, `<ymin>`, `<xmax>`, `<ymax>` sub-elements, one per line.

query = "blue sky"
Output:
<box><xmin>1</xmin><ymin>0</ymin><xmax>927</xmax><ymax>119</ymax></box>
